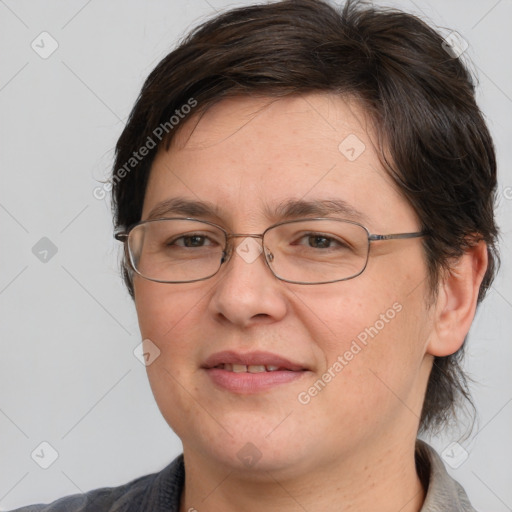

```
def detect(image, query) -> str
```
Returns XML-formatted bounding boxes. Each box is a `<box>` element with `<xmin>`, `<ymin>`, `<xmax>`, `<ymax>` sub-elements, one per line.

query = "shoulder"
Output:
<box><xmin>416</xmin><ymin>440</ymin><xmax>478</xmax><ymax>512</ymax></box>
<box><xmin>8</xmin><ymin>455</ymin><xmax>184</xmax><ymax>512</ymax></box>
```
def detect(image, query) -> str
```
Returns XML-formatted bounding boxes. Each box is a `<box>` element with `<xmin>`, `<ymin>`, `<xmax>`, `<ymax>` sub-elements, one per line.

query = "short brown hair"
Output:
<box><xmin>111</xmin><ymin>0</ymin><xmax>499</xmax><ymax>433</ymax></box>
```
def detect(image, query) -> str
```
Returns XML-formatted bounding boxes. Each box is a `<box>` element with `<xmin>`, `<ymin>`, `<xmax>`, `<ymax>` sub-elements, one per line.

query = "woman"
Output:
<box><xmin>11</xmin><ymin>1</ymin><xmax>499</xmax><ymax>510</ymax></box>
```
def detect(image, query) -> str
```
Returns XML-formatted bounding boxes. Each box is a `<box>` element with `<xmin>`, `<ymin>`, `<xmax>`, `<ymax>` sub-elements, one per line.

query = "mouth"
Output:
<box><xmin>202</xmin><ymin>351</ymin><xmax>309</xmax><ymax>393</ymax></box>
<box><xmin>212</xmin><ymin>363</ymin><xmax>298</xmax><ymax>373</ymax></box>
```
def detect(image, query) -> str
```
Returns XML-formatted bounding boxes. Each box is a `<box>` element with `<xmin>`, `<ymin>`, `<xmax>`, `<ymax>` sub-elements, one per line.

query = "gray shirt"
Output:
<box><xmin>9</xmin><ymin>441</ymin><xmax>477</xmax><ymax>511</ymax></box>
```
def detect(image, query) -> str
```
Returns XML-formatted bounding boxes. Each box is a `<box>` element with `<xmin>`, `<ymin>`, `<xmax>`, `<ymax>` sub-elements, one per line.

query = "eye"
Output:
<box><xmin>305</xmin><ymin>234</ymin><xmax>335</xmax><ymax>249</ymax></box>
<box><xmin>294</xmin><ymin>233</ymin><xmax>350</xmax><ymax>250</ymax></box>
<box><xmin>170</xmin><ymin>234</ymin><xmax>217</xmax><ymax>248</ymax></box>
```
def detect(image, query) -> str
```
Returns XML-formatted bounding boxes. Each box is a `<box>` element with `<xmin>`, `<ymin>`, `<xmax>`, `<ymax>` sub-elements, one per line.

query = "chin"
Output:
<box><xmin>208</xmin><ymin>442</ymin><xmax>310</xmax><ymax>476</ymax></box>
<box><xmin>184</xmin><ymin>416</ymin><xmax>314</xmax><ymax>475</ymax></box>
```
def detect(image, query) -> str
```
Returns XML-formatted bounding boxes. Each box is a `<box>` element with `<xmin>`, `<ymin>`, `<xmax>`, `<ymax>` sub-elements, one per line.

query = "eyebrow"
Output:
<box><xmin>146</xmin><ymin>197</ymin><xmax>222</xmax><ymax>220</ymax></box>
<box><xmin>270</xmin><ymin>198</ymin><xmax>368</xmax><ymax>223</ymax></box>
<box><xmin>146</xmin><ymin>197</ymin><xmax>368</xmax><ymax>224</ymax></box>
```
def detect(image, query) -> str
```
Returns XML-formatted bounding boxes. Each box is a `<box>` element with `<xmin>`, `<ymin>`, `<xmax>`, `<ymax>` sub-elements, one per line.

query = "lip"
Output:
<box><xmin>203</xmin><ymin>350</ymin><xmax>307</xmax><ymax>371</ymax></box>
<box><xmin>202</xmin><ymin>350</ymin><xmax>309</xmax><ymax>394</ymax></box>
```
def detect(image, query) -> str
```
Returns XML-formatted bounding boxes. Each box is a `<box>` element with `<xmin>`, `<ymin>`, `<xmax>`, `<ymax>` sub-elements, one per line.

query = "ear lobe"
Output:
<box><xmin>427</xmin><ymin>240</ymin><xmax>488</xmax><ymax>357</ymax></box>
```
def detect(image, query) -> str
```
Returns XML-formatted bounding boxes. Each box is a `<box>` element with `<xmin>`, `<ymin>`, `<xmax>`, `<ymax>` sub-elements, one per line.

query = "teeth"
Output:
<box><xmin>219</xmin><ymin>363</ymin><xmax>283</xmax><ymax>372</ymax></box>
<box><xmin>248</xmin><ymin>365</ymin><xmax>266</xmax><ymax>373</ymax></box>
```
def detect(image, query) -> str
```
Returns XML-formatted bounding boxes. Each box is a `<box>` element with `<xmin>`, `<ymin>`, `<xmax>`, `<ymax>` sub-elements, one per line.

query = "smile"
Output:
<box><xmin>214</xmin><ymin>363</ymin><xmax>297</xmax><ymax>373</ymax></box>
<box><xmin>203</xmin><ymin>351</ymin><xmax>309</xmax><ymax>393</ymax></box>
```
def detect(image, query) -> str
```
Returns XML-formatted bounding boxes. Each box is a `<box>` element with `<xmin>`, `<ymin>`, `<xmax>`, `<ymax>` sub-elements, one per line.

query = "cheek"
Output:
<box><xmin>134</xmin><ymin>279</ymin><xmax>205</xmax><ymax>394</ymax></box>
<box><xmin>134</xmin><ymin>278</ymin><xmax>203</xmax><ymax>341</ymax></box>
<box><xmin>293</xmin><ymin>278</ymin><xmax>428</xmax><ymax>411</ymax></box>
<box><xmin>290</xmin><ymin>278</ymin><xmax>406</xmax><ymax>355</ymax></box>
<box><xmin>134</xmin><ymin>280</ymin><xmax>208</xmax><ymax>435</ymax></box>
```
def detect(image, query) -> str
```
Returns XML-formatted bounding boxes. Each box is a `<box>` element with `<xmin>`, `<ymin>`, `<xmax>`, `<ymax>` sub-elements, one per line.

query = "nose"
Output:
<box><xmin>208</xmin><ymin>236</ymin><xmax>288</xmax><ymax>328</ymax></box>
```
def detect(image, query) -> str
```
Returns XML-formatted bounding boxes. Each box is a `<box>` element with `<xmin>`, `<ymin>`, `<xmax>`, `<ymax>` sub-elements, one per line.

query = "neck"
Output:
<box><xmin>179</xmin><ymin>436</ymin><xmax>425</xmax><ymax>512</ymax></box>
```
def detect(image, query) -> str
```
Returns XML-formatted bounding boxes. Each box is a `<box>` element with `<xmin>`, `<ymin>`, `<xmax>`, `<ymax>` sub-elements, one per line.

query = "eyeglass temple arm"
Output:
<box><xmin>369</xmin><ymin>232</ymin><xmax>425</xmax><ymax>241</ymax></box>
<box><xmin>114</xmin><ymin>232</ymin><xmax>129</xmax><ymax>241</ymax></box>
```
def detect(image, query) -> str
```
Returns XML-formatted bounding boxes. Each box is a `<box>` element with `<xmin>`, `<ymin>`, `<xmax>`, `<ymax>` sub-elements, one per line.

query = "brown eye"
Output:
<box><xmin>307</xmin><ymin>235</ymin><xmax>333</xmax><ymax>249</ymax></box>
<box><xmin>293</xmin><ymin>232</ymin><xmax>350</xmax><ymax>250</ymax></box>
<box><xmin>180</xmin><ymin>235</ymin><xmax>208</xmax><ymax>247</ymax></box>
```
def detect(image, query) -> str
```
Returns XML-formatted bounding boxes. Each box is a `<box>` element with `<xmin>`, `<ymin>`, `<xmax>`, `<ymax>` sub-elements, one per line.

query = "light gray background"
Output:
<box><xmin>0</xmin><ymin>0</ymin><xmax>511</xmax><ymax>510</ymax></box>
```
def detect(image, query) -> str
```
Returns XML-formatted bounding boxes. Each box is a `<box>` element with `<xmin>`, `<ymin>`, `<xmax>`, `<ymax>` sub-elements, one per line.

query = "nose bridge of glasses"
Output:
<box><xmin>225</xmin><ymin>232</ymin><xmax>265</xmax><ymax>250</ymax></box>
<box><xmin>227</xmin><ymin>233</ymin><xmax>265</xmax><ymax>240</ymax></box>
<box><xmin>222</xmin><ymin>233</ymin><xmax>269</xmax><ymax>265</ymax></box>
<box><xmin>222</xmin><ymin>233</ymin><xmax>274</xmax><ymax>265</ymax></box>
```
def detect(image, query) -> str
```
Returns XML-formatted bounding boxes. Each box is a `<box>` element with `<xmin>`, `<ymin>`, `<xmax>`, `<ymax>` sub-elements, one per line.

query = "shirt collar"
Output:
<box><xmin>140</xmin><ymin>442</ymin><xmax>476</xmax><ymax>511</ymax></box>
<box><xmin>417</xmin><ymin>440</ymin><xmax>477</xmax><ymax>511</ymax></box>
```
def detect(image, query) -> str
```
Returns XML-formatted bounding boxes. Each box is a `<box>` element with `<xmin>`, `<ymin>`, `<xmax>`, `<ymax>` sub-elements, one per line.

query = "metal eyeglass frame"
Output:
<box><xmin>114</xmin><ymin>217</ymin><xmax>426</xmax><ymax>285</ymax></box>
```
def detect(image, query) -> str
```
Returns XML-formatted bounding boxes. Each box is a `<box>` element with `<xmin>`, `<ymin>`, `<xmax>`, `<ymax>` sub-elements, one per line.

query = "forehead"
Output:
<box><xmin>173</xmin><ymin>93</ymin><xmax>369</xmax><ymax>163</ymax></box>
<box><xmin>143</xmin><ymin>93</ymin><xmax>417</xmax><ymax>231</ymax></box>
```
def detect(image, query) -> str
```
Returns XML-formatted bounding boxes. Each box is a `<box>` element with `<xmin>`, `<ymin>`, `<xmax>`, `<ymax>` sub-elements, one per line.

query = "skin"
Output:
<box><xmin>133</xmin><ymin>93</ymin><xmax>487</xmax><ymax>512</ymax></box>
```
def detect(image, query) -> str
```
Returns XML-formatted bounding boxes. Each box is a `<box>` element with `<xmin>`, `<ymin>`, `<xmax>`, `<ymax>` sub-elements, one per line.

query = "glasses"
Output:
<box><xmin>114</xmin><ymin>217</ymin><xmax>425</xmax><ymax>285</ymax></box>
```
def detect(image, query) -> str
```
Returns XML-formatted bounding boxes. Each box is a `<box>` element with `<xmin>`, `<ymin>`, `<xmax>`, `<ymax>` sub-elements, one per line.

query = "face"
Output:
<box><xmin>134</xmin><ymin>94</ymin><xmax>435</xmax><ymax>477</ymax></box>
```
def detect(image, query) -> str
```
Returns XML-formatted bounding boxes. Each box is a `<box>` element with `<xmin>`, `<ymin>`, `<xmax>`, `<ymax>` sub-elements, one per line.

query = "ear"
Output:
<box><xmin>427</xmin><ymin>240</ymin><xmax>488</xmax><ymax>357</ymax></box>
